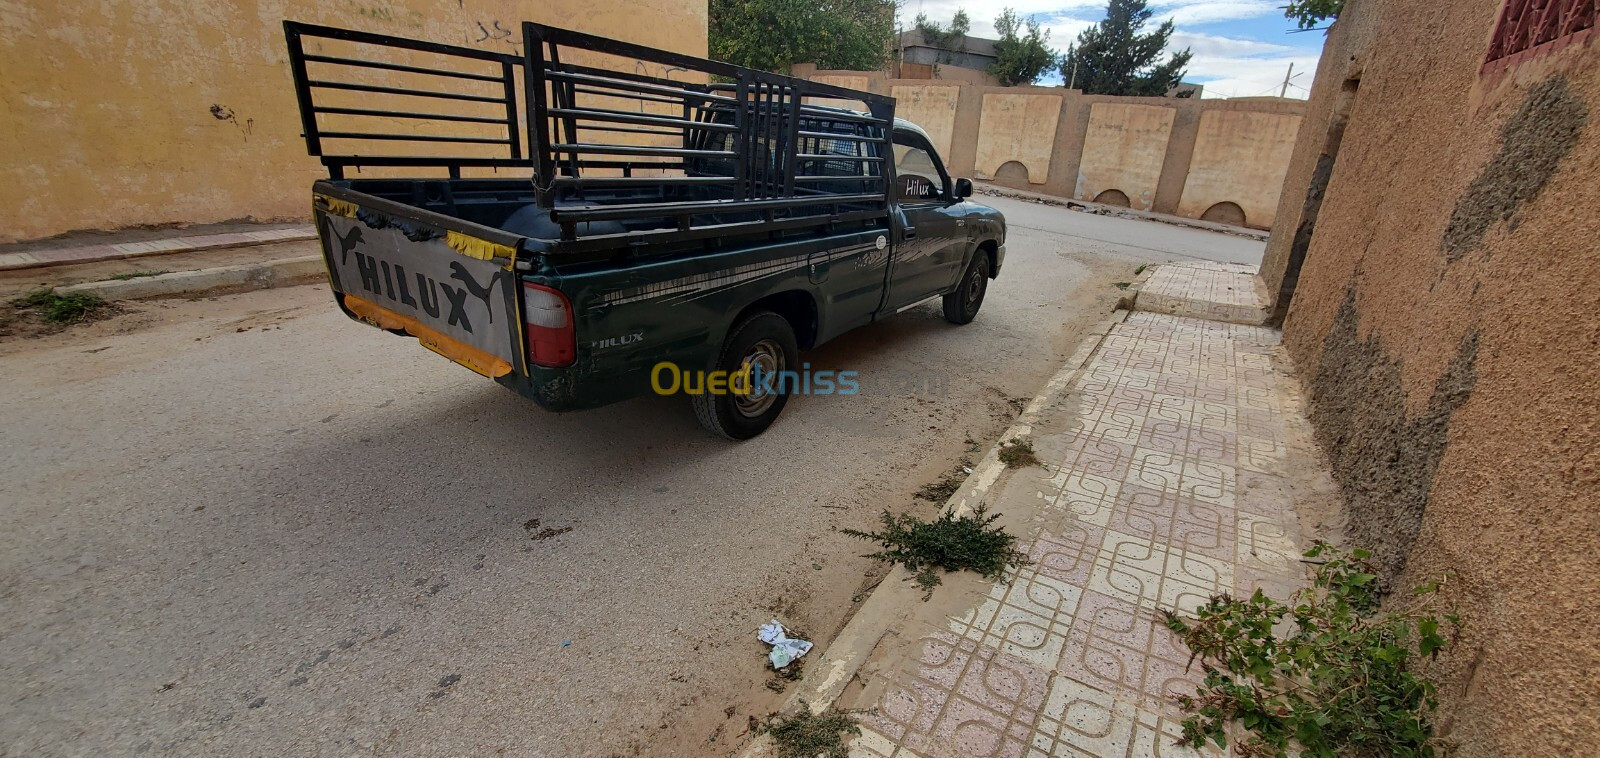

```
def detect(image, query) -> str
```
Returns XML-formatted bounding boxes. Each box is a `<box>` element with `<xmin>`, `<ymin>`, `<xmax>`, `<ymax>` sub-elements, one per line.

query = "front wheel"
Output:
<box><xmin>693</xmin><ymin>310</ymin><xmax>799</xmax><ymax>440</ymax></box>
<box><xmin>943</xmin><ymin>252</ymin><xmax>990</xmax><ymax>324</ymax></box>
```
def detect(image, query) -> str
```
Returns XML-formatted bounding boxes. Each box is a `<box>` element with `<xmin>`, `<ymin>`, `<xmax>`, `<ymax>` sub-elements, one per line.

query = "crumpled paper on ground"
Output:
<box><xmin>758</xmin><ymin>619</ymin><xmax>813</xmax><ymax>669</ymax></box>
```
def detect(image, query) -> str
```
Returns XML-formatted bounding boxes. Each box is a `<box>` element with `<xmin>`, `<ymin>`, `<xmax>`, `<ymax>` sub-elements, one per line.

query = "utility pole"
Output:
<box><xmin>1279</xmin><ymin>62</ymin><xmax>1295</xmax><ymax>98</ymax></box>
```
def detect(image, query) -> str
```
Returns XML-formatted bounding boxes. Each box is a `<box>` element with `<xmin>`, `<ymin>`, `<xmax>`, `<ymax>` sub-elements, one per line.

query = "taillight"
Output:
<box><xmin>522</xmin><ymin>282</ymin><xmax>576</xmax><ymax>368</ymax></box>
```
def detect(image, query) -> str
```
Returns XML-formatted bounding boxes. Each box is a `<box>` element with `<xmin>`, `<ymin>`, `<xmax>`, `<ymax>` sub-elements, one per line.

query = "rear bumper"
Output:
<box><xmin>332</xmin><ymin>292</ymin><xmax>631</xmax><ymax>412</ymax></box>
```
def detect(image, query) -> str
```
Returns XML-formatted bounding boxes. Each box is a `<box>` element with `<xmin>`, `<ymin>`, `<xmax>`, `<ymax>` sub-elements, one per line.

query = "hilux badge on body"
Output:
<box><xmin>592</xmin><ymin>332</ymin><xmax>644</xmax><ymax>350</ymax></box>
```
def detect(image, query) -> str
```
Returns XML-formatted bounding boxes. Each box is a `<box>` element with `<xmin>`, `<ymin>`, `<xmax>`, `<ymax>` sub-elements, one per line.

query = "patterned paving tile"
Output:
<box><xmin>848</xmin><ymin>309</ymin><xmax>1310</xmax><ymax>758</ymax></box>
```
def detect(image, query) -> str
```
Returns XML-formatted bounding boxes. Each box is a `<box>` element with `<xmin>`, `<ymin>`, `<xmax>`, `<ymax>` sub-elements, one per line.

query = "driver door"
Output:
<box><xmin>885</xmin><ymin>130</ymin><xmax>967</xmax><ymax>311</ymax></box>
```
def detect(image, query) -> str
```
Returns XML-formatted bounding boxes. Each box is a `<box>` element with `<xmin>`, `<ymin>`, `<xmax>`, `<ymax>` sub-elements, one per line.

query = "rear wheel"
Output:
<box><xmin>943</xmin><ymin>252</ymin><xmax>989</xmax><ymax>324</ymax></box>
<box><xmin>693</xmin><ymin>310</ymin><xmax>799</xmax><ymax>440</ymax></box>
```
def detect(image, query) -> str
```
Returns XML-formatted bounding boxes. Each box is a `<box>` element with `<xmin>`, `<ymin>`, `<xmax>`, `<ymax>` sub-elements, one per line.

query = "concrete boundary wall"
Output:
<box><xmin>797</xmin><ymin>67</ymin><xmax>1307</xmax><ymax>229</ymax></box>
<box><xmin>0</xmin><ymin>0</ymin><xmax>708</xmax><ymax>244</ymax></box>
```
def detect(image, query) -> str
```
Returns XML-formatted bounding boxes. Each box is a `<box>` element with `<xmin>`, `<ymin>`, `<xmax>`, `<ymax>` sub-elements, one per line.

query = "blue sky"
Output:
<box><xmin>903</xmin><ymin>0</ymin><xmax>1326</xmax><ymax>98</ymax></box>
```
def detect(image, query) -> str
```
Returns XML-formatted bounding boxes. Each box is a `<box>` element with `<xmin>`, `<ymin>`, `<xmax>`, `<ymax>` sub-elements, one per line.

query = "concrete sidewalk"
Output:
<box><xmin>749</xmin><ymin>264</ymin><xmax>1333</xmax><ymax>758</ymax></box>
<box><xmin>0</xmin><ymin>226</ymin><xmax>315</xmax><ymax>271</ymax></box>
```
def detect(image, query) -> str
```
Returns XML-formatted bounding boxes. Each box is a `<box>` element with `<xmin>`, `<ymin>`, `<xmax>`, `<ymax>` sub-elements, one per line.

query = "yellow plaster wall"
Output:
<box><xmin>973</xmin><ymin>93</ymin><xmax>1062</xmax><ymax>185</ymax></box>
<box><xmin>1178</xmin><ymin>109</ymin><xmax>1302</xmax><ymax>228</ymax></box>
<box><xmin>889</xmin><ymin>85</ymin><xmax>960</xmax><ymax>159</ymax></box>
<box><xmin>0</xmin><ymin>0</ymin><xmax>708</xmax><ymax>243</ymax></box>
<box><xmin>1076</xmin><ymin>102</ymin><xmax>1175</xmax><ymax>211</ymax></box>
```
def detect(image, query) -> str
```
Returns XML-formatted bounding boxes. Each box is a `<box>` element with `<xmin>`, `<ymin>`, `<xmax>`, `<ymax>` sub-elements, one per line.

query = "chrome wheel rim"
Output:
<box><xmin>734</xmin><ymin>338</ymin><xmax>784</xmax><ymax>417</ymax></box>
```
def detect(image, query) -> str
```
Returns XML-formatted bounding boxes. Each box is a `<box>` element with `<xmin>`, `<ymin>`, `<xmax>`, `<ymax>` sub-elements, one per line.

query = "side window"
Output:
<box><xmin>892</xmin><ymin>133</ymin><xmax>947</xmax><ymax>203</ymax></box>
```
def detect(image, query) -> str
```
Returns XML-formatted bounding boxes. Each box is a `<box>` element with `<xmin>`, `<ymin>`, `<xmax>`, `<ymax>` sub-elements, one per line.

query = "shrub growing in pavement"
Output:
<box><xmin>844</xmin><ymin>504</ymin><xmax>1028</xmax><ymax>598</ymax></box>
<box><xmin>1162</xmin><ymin>542</ymin><xmax>1457</xmax><ymax>757</ymax></box>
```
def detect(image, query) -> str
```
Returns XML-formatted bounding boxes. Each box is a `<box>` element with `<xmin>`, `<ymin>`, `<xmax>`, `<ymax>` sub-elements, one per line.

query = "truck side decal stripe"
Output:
<box><xmin>595</xmin><ymin>242</ymin><xmax>876</xmax><ymax>306</ymax></box>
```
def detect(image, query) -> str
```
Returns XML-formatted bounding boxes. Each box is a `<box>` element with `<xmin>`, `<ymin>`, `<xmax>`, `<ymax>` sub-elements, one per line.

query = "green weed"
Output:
<box><xmin>843</xmin><ymin>505</ymin><xmax>1028</xmax><ymax>599</ymax></box>
<box><xmin>997</xmin><ymin>438</ymin><xmax>1040</xmax><ymax>468</ymax></box>
<box><xmin>763</xmin><ymin>704</ymin><xmax>860</xmax><ymax>758</ymax></box>
<box><xmin>1162</xmin><ymin>542</ymin><xmax>1457</xmax><ymax>757</ymax></box>
<box><xmin>12</xmin><ymin>288</ymin><xmax>108</xmax><ymax>324</ymax></box>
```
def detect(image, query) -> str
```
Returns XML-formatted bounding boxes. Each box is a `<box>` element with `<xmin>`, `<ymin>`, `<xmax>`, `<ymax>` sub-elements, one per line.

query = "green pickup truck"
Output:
<box><xmin>285</xmin><ymin>21</ymin><xmax>1006</xmax><ymax>438</ymax></box>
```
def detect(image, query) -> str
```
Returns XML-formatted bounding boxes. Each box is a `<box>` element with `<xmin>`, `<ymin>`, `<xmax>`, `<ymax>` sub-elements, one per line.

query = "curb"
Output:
<box><xmin>973</xmin><ymin>183</ymin><xmax>1269</xmax><ymax>240</ymax></box>
<box><xmin>1132</xmin><ymin>261</ymin><xmax>1271</xmax><ymax>327</ymax></box>
<box><xmin>737</xmin><ymin>308</ymin><xmax>1132</xmax><ymax>757</ymax></box>
<box><xmin>0</xmin><ymin>227</ymin><xmax>317</xmax><ymax>272</ymax></box>
<box><xmin>57</xmin><ymin>256</ymin><xmax>325</xmax><ymax>300</ymax></box>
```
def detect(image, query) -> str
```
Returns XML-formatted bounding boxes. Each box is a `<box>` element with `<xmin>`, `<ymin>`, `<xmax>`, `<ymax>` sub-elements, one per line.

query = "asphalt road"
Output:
<box><xmin>0</xmin><ymin>196</ymin><xmax>1263</xmax><ymax>756</ymax></box>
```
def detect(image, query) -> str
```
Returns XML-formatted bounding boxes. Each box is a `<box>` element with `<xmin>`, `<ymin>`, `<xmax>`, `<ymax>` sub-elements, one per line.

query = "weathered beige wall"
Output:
<box><xmin>890</xmin><ymin>85</ymin><xmax>961</xmax><ymax>160</ymax></box>
<box><xmin>797</xmin><ymin>69</ymin><xmax>1306</xmax><ymax>228</ymax></box>
<box><xmin>1178</xmin><ymin>110</ymin><xmax>1302</xmax><ymax>227</ymax></box>
<box><xmin>1257</xmin><ymin>0</ymin><xmax>1379</xmax><ymax>315</ymax></box>
<box><xmin>973</xmin><ymin>93</ymin><xmax>1063</xmax><ymax>184</ymax></box>
<box><xmin>810</xmin><ymin>74</ymin><xmax>872</xmax><ymax>92</ymax></box>
<box><xmin>0</xmin><ymin>0</ymin><xmax>707</xmax><ymax>243</ymax></box>
<box><xmin>1267</xmin><ymin>0</ymin><xmax>1600</xmax><ymax>753</ymax></box>
<box><xmin>1076</xmin><ymin>103</ymin><xmax>1176</xmax><ymax>211</ymax></box>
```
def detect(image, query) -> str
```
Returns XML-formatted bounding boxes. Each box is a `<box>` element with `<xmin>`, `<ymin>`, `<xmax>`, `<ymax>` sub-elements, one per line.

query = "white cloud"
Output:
<box><xmin>1169</xmin><ymin>31</ymin><xmax>1293</xmax><ymax>56</ymax></box>
<box><xmin>1149</xmin><ymin>0</ymin><xmax>1282</xmax><ymax>25</ymax></box>
<box><xmin>1187</xmin><ymin>50</ymin><xmax>1320</xmax><ymax>98</ymax></box>
<box><xmin>900</xmin><ymin>0</ymin><xmax>1103</xmax><ymax>38</ymax></box>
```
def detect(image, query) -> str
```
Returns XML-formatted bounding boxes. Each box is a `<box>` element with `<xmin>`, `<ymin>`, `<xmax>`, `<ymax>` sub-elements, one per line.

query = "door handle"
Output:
<box><xmin>903</xmin><ymin>227</ymin><xmax>918</xmax><ymax>240</ymax></box>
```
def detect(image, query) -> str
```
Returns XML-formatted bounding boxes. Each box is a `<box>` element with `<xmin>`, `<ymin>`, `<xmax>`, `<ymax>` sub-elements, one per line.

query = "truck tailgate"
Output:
<box><xmin>316</xmin><ymin>194</ymin><xmax>524</xmax><ymax>378</ymax></box>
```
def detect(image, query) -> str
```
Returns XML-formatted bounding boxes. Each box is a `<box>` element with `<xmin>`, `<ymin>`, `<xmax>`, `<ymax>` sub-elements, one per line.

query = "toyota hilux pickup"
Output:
<box><xmin>284</xmin><ymin>21</ymin><xmax>1006</xmax><ymax>438</ymax></box>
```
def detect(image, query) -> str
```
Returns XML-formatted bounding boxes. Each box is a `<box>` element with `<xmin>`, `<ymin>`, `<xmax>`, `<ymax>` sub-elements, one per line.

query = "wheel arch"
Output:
<box><xmin>733</xmin><ymin>289</ymin><xmax>820</xmax><ymax>350</ymax></box>
<box><xmin>976</xmin><ymin>239</ymin><xmax>1000</xmax><ymax>279</ymax></box>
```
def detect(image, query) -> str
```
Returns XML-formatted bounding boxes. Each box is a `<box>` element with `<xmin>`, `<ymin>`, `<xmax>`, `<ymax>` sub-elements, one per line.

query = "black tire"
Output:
<box><xmin>693</xmin><ymin>310</ymin><xmax>799</xmax><ymax>440</ymax></box>
<box><xmin>943</xmin><ymin>252</ymin><xmax>990</xmax><ymax>324</ymax></box>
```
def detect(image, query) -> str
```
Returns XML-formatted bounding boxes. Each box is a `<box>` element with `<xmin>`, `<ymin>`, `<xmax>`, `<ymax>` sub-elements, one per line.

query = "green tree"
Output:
<box><xmin>989</xmin><ymin>9</ymin><xmax>1058</xmax><ymax>87</ymax></box>
<box><xmin>709</xmin><ymin>0</ymin><xmax>897</xmax><ymax>73</ymax></box>
<box><xmin>914</xmin><ymin>9</ymin><xmax>971</xmax><ymax>63</ymax></box>
<box><xmin>914</xmin><ymin>9</ymin><xmax>971</xmax><ymax>49</ymax></box>
<box><xmin>1059</xmin><ymin>0</ymin><xmax>1192</xmax><ymax>96</ymax></box>
<box><xmin>1285</xmin><ymin>0</ymin><xmax>1343</xmax><ymax>30</ymax></box>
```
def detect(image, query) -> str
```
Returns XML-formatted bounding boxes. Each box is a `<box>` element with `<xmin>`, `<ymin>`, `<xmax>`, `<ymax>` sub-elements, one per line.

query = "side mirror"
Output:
<box><xmin>954</xmin><ymin>178</ymin><xmax>973</xmax><ymax>199</ymax></box>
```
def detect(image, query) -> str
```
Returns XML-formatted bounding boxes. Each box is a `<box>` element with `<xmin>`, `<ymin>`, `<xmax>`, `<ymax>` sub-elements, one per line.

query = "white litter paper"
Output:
<box><xmin>757</xmin><ymin>618</ymin><xmax>813</xmax><ymax>669</ymax></box>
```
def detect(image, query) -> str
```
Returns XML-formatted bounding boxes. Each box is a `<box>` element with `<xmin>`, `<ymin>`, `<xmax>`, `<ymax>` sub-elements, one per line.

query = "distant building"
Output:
<box><xmin>892</xmin><ymin>29</ymin><xmax>999</xmax><ymax>84</ymax></box>
<box><xmin>1168</xmin><ymin>81</ymin><xmax>1204</xmax><ymax>98</ymax></box>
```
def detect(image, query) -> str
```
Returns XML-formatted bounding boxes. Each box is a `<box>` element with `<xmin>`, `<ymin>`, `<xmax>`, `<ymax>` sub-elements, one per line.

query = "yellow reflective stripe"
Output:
<box><xmin>316</xmin><ymin>194</ymin><xmax>359</xmax><ymax>218</ymax></box>
<box><xmin>344</xmin><ymin>294</ymin><xmax>513</xmax><ymax>378</ymax></box>
<box><xmin>446</xmin><ymin>230</ymin><xmax>515</xmax><ymax>262</ymax></box>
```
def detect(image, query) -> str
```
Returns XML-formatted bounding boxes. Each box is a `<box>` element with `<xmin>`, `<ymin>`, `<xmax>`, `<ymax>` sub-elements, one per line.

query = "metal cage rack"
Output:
<box><xmin>283</xmin><ymin>20</ymin><xmax>896</xmax><ymax>248</ymax></box>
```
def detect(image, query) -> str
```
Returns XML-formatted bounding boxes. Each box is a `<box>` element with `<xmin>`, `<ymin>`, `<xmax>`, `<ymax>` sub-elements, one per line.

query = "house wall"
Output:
<box><xmin>795</xmin><ymin>68</ymin><xmax>1306</xmax><ymax>228</ymax></box>
<box><xmin>1262</xmin><ymin>0</ymin><xmax>1600</xmax><ymax>753</ymax></box>
<box><xmin>0</xmin><ymin>0</ymin><xmax>708</xmax><ymax>243</ymax></box>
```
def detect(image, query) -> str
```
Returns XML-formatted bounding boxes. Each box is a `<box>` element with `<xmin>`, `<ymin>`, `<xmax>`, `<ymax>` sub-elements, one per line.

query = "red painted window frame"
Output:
<box><xmin>1482</xmin><ymin>0</ymin><xmax>1597</xmax><ymax>74</ymax></box>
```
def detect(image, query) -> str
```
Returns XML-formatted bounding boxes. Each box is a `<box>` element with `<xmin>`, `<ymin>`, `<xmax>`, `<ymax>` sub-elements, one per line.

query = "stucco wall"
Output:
<box><xmin>1257</xmin><ymin>2</ymin><xmax>1379</xmax><ymax>315</ymax></box>
<box><xmin>1178</xmin><ymin>110</ymin><xmax>1302</xmax><ymax>227</ymax></box>
<box><xmin>890</xmin><ymin>85</ymin><xmax>961</xmax><ymax>160</ymax></box>
<box><xmin>0</xmin><ymin>0</ymin><xmax>707</xmax><ymax>243</ymax></box>
<box><xmin>1269</xmin><ymin>0</ymin><xmax>1600</xmax><ymax>753</ymax></box>
<box><xmin>797</xmin><ymin>69</ymin><xmax>1306</xmax><ymax>228</ymax></box>
<box><xmin>1076</xmin><ymin>103</ymin><xmax>1176</xmax><ymax>211</ymax></box>
<box><xmin>974</xmin><ymin>93</ymin><xmax>1063</xmax><ymax>185</ymax></box>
